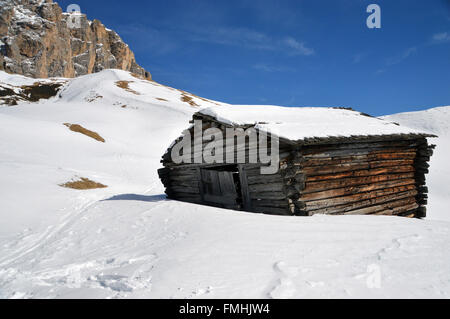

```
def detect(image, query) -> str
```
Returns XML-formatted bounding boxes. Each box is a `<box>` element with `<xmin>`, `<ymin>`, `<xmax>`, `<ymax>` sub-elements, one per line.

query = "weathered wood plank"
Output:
<box><xmin>248</xmin><ymin>191</ymin><xmax>287</xmax><ymax>200</ymax></box>
<box><xmin>167</xmin><ymin>193</ymin><xmax>202</xmax><ymax>202</ymax></box>
<box><xmin>371</xmin><ymin>202</ymin><xmax>419</xmax><ymax>216</ymax></box>
<box><xmin>300</xmin><ymin>140</ymin><xmax>418</xmax><ymax>155</ymax></box>
<box><xmin>248</xmin><ymin>182</ymin><xmax>285</xmax><ymax>193</ymax></box>
<box><xmin>300</xmin><ymin>156</ymin><xmax>415</xmax><ymax>168</ymax></box>
<box><xmin>305</xmin><ymin>165</ymin><xmax>414</xmax><ymax>181</ymax></box>
<box><xmin>166</xmin><ymin>172</ymin><xmax>198</xmax><ymax>180</ymax></box>
<box><xmin>251</xmin><ymin>199</ymin><xmax>289</xmax><ymax>208</ymax></box>
<box><xmin>164</xmin><ymin>180</ymin><xmax>199</xmax><ymax>188</ymax></box>
<box><xmin>308</xmin><ymin>193</ymin><xmax>417</xmax><ymax>215</ymax></box>
<box><xmin>301</xmin><ymin>147</ymin><xmax>417</xmax><ymax>159</ymax></box>
<box><xmin>304</xmin><ymin>186</ymin><xmax>417</xmax><ymax>210</ymax></box>
<box><xmin>300</xmin><ymin>179</ymin><xmax>416</xmax><ymax>201</ymax></box>
<box><xmin>304</xmin><ymin>189</ymin><xmax>417</xmax><ymax>210</ymax></box>
<box><xmin>304</xmin><ymin>172</ymin><xmax>415</xmax><ymax>193</ymax></box>
<box><xmin>336</xmin><ymin>197</ymin><xmax>418</xmax><ymax>216</ymax></box>
<box><xmin>166</xmin><ymin>175</ymin><xmax>199</xmax><ymax>183</ymax></box>
<box><xmin>244</xmin><ymin>167</ymin><xmax>269</xmax><ymax>176</ymax></box>
<box><xmin>168</xmin><ymin>186</ymin><xmax>200</xmax><ymax>194</ymax></box>
<box><xmin>247</xmin><ymin>174</ymin><xmax>284</xmax><ymax>185</ymax></box>
<box><xmin>251</xmin><ymin>206</ymin><xmax>291</xmax><ymax>215</ymax></box>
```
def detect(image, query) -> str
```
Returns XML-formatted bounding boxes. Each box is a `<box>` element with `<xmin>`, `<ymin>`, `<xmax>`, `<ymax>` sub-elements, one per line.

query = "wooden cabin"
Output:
<box><xmin>158</xmin><ymin>106</ymin><xmax>435</xmax><ymax>218</ymax></box>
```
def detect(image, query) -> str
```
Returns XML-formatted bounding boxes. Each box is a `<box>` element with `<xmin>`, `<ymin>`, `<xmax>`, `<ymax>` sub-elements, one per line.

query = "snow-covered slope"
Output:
<box><xmin>0</xmin><ymin>71</ymin><xmax>449</xmax><ymax>298</ymax></box>
<box><xmin>0</xmin><ymin>69</ymin><xmax>223</xmax><ymax>237</ymax></box>
<box><xmin>382</xmin><ymin>106</ymin><xmax>450</xmax><ymax>222</ymax></box>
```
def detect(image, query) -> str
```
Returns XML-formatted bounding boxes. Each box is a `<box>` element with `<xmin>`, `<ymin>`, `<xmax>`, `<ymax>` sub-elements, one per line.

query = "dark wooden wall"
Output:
<box><xmin>159</xmin><ymin>115</ymin><xmax>294</xmax><ymax>214</ymax></box>
<box><xmin>158</xmin><ymin>166</ymin><xmax>202</xmax><ymax>204</ymax></box>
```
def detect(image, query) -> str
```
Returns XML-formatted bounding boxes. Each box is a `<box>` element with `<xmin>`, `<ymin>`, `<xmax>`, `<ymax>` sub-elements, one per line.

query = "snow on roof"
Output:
<box><xmin>198</xmin><ymin>105</ymin><xmax>433</xmax><ymax>142</ymax></box>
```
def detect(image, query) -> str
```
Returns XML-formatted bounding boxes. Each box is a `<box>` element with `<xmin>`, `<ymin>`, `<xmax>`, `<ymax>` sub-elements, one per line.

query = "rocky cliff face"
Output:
<box><xmin>0</xmin><ymin>0</ymin><xmax>151</xmax><ymax>79</ymax></box>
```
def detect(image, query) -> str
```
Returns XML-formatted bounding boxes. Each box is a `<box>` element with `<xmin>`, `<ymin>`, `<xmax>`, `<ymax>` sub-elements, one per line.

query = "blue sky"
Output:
<box><xmin>58</xmin><ymin>0</ymin><xmax>449</xmax><ymax>116</ymax></box>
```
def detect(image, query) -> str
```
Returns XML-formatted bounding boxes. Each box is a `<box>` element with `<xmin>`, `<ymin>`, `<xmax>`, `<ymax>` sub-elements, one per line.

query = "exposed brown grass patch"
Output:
<box><xmin>0</xmin><ymin>85</ymin><xmax>19</xmax><ymax>105</ymax></box>
<box><xmin>180</xmin><ymin>93</ymin><xmax>199</xmax><ymax>107</ymax></box>
<box><xmin>64</xmin><ymin>123</ymin><xmax>105</xmax><ymax>143</ymax></box>
<box><xmin>115</xmin><ymin>81</ymin><xmax>140</xmax><ymax>95</ymax></box>
<box><xmin>192</xmin><ymin>94</ymin><xmax>220</xmax><ymax>105</ymax></box>
<box><xmin>21</xmin><ymin>82</ymin><xmax>64</xmax><ymax>102</ymax></box>
<box><xmin>121</xmin><ymin>104</ymin><xmax>127</xmax><ymax>108</ymax></box>
<box><xmin>156</xmin><ymin>97</ymin><xmax>168</xmax><ymax>102</ymax></box>
<box><xmin>60</xmin><ymin>177</ymin><xmax>107</xmax><ymax>190</ymax></box>
<box><xmin>177</xmin><ymin>89</ymin><xmax>220</xmax><ymax>106</ymax></box>
<box><xmin>85</xmin><ymin>91</ymin><xmax>103</xmax><ymax>102</ymax></box>
<box><xmin>116</xmin><ymin>81</ymin><xmax>130</xmax><ymax>89</ymax></box>
<box><xmin>1</xmin><ymin>81</ymin><xmax>65</xmax><ymax>106</ymax></box>
<box><xmin>189</xmin><ymin>92</ymin><xmax>220</xmax><ymax>105</ymax></box>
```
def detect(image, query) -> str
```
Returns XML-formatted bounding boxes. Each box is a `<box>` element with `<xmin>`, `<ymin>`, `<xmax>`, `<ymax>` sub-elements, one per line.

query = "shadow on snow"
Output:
<box><xmin>103</xmin><ymin>194</ymin><xmax>167</xmax><ymax>202</ymax></box>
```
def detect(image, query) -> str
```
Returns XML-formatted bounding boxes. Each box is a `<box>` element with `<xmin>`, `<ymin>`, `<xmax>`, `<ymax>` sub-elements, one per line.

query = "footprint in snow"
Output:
<box><xmin>94</xmin><ymin>274</ymin><xmax>133</xmax><ymax>292</ymax></box>
<box><xmin>191</xmin><ymin>286</ymin><xmax>213</xmax><ymax>297</ymax></box>
<box><xmin>377</xmin><ymin>234</ymin><xmax>422</xmax><ymax>260</ymax></box>
<box><xmin>268</xmin><ymin>261</ymin><xmax>299</xmax><ymax>298</ymax></box>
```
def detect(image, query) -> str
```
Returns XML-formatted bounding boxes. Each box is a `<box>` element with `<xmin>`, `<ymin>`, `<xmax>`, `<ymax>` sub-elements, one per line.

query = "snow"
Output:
<box><xmin>12</xmin><ymin>5</ymin><xmax>43</xmax><ymax>26</ymax></box>
<box><xmin>199</xmin><ymin>105</ymin><xmax>430</xmax><ymax>142</ymax></box>
<box><xmin>0</xmin><ymin>69</ymin><xmax>449</xmax><ymax>298</ymax></box>
<box><xmin>0</xmin><ymin>71</ymin><xmax>41</xmax><ymax>86</ymax></box>
<box><xmin>0</xmin><ymin>71</ymin><xmax>66</xmax><ymax>86</ymax></box>
<box><xmin>1</xmin><ymin>201</ymin><xmax>449</xmax><ymax>299</ymax></box>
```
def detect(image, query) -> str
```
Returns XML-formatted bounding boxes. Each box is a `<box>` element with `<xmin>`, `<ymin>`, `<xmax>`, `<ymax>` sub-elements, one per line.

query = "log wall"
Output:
<box><xmin>290</xmin><ymin>138</ymin><xmax>434</xmax><ymax>217</ymax></box>
<box><xmin>158</xmin><ymin>166</ymin><xmax>202</xmax><ymax>204</ymax></box>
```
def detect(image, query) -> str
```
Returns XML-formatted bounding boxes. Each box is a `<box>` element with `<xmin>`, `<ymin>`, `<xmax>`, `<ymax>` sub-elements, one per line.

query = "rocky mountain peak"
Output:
<box><xmin>0</xmin><ymin>0</ymin><xmax>151</xmax><ymax>79</ymax></box>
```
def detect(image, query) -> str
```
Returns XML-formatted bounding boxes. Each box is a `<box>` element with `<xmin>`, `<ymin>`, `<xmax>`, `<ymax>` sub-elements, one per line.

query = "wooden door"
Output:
<box><xmin>200</xmin><ymin>169</ymin><xmax>239</xmax><ymax>209</ymax></box>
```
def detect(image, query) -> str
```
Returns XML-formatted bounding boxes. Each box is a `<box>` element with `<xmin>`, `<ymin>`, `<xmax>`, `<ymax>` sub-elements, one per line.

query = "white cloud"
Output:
<box><xmin>432</xmin><ymin>32</ymin><xmax>450</xmax><ymax>43</ymax></box>
<box><xmin>189</xmin><ymin>26</ymin><xmax>272</xmax><ymax>50</ymax></box>
<box><xmin>352</xmin><ymin>53</ymin><xmax>365</xmax><ymax>64</ymax></box>
<box><xmin>375</xmin><ymin>47</ymin><xmax>417</xmax><ymax>75</ymax></box>
<box><xmin>117</xmin><ymin>22</ymin><xmax>315</xmax><ymax>57</ymax></box>
<box><xmin>283</xmin><ymin>37</ymin><xmax>315</xmax><ymax>56</ymax></box>
<box><xmin>117</xmin><ymin>24</ymin><xmax>179</xmax><ymax>55</ymax></box>
<box><xmin>252</xmin><ymin>64</ymin><xmax>294</xmax><ymax>72</ymax></box>
<box><xmin>189</xmin><ymin>26</ymin><xmax>314</xmax><ymax>56</ymax></box>
<box><xmin>386</xmin><ymin>47</ymin><xmax>417</xmax><ymax>66</ymax></box>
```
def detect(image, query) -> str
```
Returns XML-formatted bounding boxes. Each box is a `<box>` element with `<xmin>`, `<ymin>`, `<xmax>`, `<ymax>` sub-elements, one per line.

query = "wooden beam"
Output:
<box><xmin>300</xmin><ymin>157</ymin><xmax>415</xmax><ymax>168</ymax></box>
<box><xmin>238</xmin><ymin>164</ymin><xmax>252</xmax><ymax>211</ymax></box>
<box><xmin>304</xmin><ymin>165</ymin><xmax>414</xmax><ymax>181</ymax></box>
